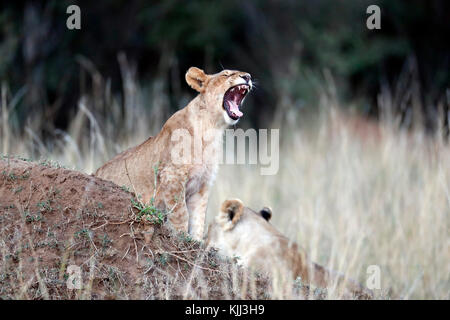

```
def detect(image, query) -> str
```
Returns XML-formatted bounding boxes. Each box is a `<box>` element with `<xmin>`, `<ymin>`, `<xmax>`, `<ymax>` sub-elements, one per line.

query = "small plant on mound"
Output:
<box><xmin>177</xmin><ymin>231</ymin><xmax>200</xmax><ymax>246</ymax></box>
<box><xmin>130</xmin><ymin>163</ymin><xmax>167</xmax><ymax>225</ymax></box>
<box><xmin>131</xmin><ymin>196</ymin><xmax>166</xmax><ymax>225</ymax></box>
<box><xmin>39</xmin><ymin>158</ymin><xmax>66</xmax><ymax>169</ymax></box>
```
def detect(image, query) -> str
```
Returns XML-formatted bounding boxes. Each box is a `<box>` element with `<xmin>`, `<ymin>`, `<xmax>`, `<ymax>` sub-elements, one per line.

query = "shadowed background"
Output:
<box><xmin>1</xmin><ymin>0</ymin><xmax>449</xmax><ymax>136</ymax></box>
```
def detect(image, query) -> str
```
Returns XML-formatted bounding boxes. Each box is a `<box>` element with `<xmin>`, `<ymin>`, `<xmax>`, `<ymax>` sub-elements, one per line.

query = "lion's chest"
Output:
<box><xmin>186</xmin><ymin>162</ymin><xmax>218</xmax><ymax>197</ymax></box>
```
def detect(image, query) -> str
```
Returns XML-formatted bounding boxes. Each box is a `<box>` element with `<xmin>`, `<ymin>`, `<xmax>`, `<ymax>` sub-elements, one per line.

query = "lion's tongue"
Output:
<box><xmin>227</xmin><ymin>100</ymin><xmax>243</xmax><ymax>118</ymax></box>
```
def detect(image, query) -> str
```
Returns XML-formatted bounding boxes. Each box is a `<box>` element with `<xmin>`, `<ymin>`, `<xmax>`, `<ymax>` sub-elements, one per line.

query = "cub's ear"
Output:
<box><xmin>185</xmin><ymin>67</ymin><xmax>208</xmax><ymax>92</ymax></box>
<box><xmin>259</xmin><ymin>207</ymin><xmax>272</xmax><ymax>221</ymax></box>
<box><xmin>217</xmin><ymin>199</ymin><xmax>244</xmax><ymax>231</ymax></box>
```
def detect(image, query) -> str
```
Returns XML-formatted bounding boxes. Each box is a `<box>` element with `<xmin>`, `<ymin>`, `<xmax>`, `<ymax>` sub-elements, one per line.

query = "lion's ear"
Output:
<box><xmin>186</xmin><ymin>67</ymin><xmax>208</xmax><ymax>92</ymax></box>
<box><xmin>259</xmin><ymin>207</ymin><xmax>272</xmax><ymax>221</ymax></box>
<box><xmin>217</xmin><ymin>199</ymin><xmax>244</xmax><ymax>231</ymax></box>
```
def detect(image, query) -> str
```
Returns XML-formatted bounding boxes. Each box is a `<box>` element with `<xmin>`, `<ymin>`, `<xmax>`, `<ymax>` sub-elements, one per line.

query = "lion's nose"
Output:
<box><xmin>240</xmin><ymin>74</ymin><xmax>251</xmax><ymax>83</ymax></box>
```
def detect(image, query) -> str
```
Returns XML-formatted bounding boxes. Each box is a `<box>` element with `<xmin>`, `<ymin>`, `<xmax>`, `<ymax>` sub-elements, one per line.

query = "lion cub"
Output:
<box><xmin>206</xmin><ymin>199</ymin><xmax>372</xmax><ymax>299</ymax></box>
<box><xmin>95</xmin><ymin>67</ymin><xmax>252</xmax><ymax>240</ymax></box>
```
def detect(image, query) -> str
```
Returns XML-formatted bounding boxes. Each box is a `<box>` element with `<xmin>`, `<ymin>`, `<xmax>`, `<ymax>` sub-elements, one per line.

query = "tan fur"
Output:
<box><xmin>95</xmin><ymin>67</ymin><xmax>252</xmax><ymax>240</ymax></box>
<box><xmin>206</xmin><ymin>199</ymin><xmax>373</xmax><ymax>299</ymax></box>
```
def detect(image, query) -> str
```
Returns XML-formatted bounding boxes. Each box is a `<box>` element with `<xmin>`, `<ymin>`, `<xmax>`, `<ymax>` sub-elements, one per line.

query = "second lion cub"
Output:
<box><xmin>95</xmin><ymin>67</ymin><xmax>252</xmax><ymax>240</ymax></box>
<box><xmin>206</xmin><ymin>199</ymin><xmax>373</xmax><ymax>299</ymax></box>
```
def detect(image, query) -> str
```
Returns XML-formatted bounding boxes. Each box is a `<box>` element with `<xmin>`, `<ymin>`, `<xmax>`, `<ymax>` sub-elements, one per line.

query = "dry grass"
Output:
<box><xmin>210</xmin><ymin>110</ymin><xmax>450</xmax><ymax>299</ymax></box>
<box><xmin>1</xmin><ymin>63</ymin><xmax>449</xmax><ymax>300</ymax></box>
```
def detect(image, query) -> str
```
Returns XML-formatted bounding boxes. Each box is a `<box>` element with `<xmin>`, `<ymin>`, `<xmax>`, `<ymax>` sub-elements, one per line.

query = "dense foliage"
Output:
<box><xmin>0</xmin><ymin>0</ymin><xmax>448</xmax><ymax>132</ymax></box>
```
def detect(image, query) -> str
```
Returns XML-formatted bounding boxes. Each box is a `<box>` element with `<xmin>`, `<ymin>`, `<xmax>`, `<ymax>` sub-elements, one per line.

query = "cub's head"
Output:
<box><xmin>185</xmin><ymin>67</ymin><xmax>252</xmax><ymax>125</ymax></box>
<box><xmin>205</xmin><ymin>199</ymin><xmax>276</xmax><ymax>260</ymax></box>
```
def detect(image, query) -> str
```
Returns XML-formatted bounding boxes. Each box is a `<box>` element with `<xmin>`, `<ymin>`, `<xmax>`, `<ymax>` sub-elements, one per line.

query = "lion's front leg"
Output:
<box><xmin>186</xmin><ymin>183</ymin><xmax>209</xmax><ymax>241</ymax></box>
<box><xmin>158</xmin><ymin>170</ymin><xmax>189</xmax><ymax>234</ymax></box>
<box><xmin>165</xmin><ymin>195</ymin><xmax>189</xmax><ymax>234</ymax></box>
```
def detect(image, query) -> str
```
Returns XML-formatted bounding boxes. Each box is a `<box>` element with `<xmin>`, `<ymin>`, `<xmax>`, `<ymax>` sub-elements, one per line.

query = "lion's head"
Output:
<box><xmin>205</xmin><ymin>199</ymin><xmax>284</xmax><ymax>271</ymax></box>
<box><xmin>185</xmin><ymin>67</ymin><xmax>252</xmax><ymax>125</ymax></box>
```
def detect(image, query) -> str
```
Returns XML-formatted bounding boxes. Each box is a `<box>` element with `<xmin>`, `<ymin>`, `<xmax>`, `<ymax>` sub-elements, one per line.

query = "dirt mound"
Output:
<box><xmin>0</xmin><ymin>157</ymin><xmax>280</xmax><ymax>299</ymax></box>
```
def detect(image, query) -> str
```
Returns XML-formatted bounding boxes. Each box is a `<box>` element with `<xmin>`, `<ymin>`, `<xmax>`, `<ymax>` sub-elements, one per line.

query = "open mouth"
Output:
<box><xmin>223</xmin><ymin>84</ymin><xmax>250</xmax><ymax>120</ymax></box>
